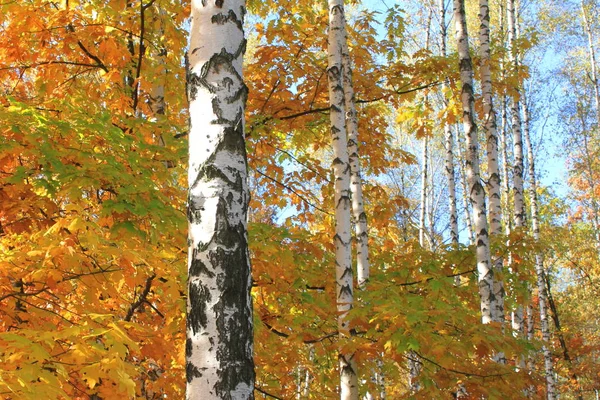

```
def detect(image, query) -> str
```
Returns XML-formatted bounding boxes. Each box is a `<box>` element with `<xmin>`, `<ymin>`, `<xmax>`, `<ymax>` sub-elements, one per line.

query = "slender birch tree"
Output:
<box><xmin>454</xmin><ymin>0</ymin><xmax>494</xmax><ymax>324</ymax></box>
<box><xmin>507</xmin><ymin>0</ymin><xmax>526</xmax><ymax>335</ymax></box>
<box><xmin>479</xmin><ymin>0</ymin><xmax>504</xmax><ymax>324</ymax></box>
<box><xmin>185</xmin><ymin>1</ymin><xmax>254</xmax><ymax>399</ymax></box>
<box><xmin>521</xmin><ymin>92</ymin><xmax>557</xmax><ymax>399</ymax></box>
<box><xmin>440</xmin><ymin>0</ymin><xmax>459</xmax><ymax>248</ymax></box>
<box><xmin>456</xmin><ymin>133</ymin><xmax>476</xmax><ymax>245</ymax></box>
<box><xmin>419</xmin><ymin>136</ymin><xmax>429</xmax><ymax>249</ymax></box>
<box><xmin>327</xmin><ymin>1</ymin><xmax>358</xmax><ymax>398</ymax></box>
<box><xmin>582</xmin><ymin>0</ymin><xmax>600</xmax><ymax>130</ymax></box>
<box><xmin>340</xmin><ymin>20</ymin><xmax>370</xmax><ymax>288</ymax></box>
<box><xmin>453</xmin><ymin>0</ymin><xmax>494</xmax><ymax>324</ymax></box>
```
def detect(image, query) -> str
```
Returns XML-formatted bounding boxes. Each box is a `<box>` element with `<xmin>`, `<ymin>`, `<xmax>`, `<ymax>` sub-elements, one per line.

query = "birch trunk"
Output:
<box><xmin>581</xmin><ymin>0</ymin><xmax>600</xmax><ymax>129</ymax></box>
<box><xmin>327</xmin><ymin>2</ymin><xmax>358</xmax><ymax>398</ymax></box>
<box><xmin>186</xmin><ymin>1</ymin><xmax>254</xmax><ymax>399</ymax></box>
<box><xmin>419</xmin><ymin>137</ymin><xmax>429</xmax><ymax>248</ymax></box>
<box><xmin>454</xmin><ymin>0</ymin><xmax>494</xmax><ymax>324</ymax></box>
<box><xmin>522</xmin><ymin>94</ymin><xmax>557</xmax><ymax>399</ymax></box>
<box><xmin>340</xmin><ymin>22</ymin><xmax>370</xmax><ymax>287</ymax></box>
<box><xmin>507</xmin><ymin>0</ymin><xmax>526</xmax><ymax>229</ymax></box>
<box><xmin>440</xmin><ymin>0</ymin><xmax>459</xmax><ymax>246</ymax></box>
<box><xmin>581</xmin><ymin>1</ymin><xmax>600</xmax><ymax>249</ymax></box>
<box><xmin>457</xmin><ymin>129</ymin><xmax>475</xmax><ymax>245</ymax></box>
<box><xmin>479</xmin><ymin>0</ymin><xmax>504</xmax><ymax>323</ymax></box>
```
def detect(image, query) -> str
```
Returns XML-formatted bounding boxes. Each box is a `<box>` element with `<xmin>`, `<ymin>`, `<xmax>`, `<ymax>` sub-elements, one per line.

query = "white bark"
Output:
<box><xmin>186</xmin><ymin>1</ymin><xmax>254</xmax><ymax>399</ymax></box>
<box><xmin>454</xmin><ymin>0</ymin><xmax>494</xmax><ymax>324</ymax></box>
<box><xmin>340</xmin><ymin>23</ymin><xmax>370</xmax><ymax>287</ymax></box>
<box><xmin>507</xmin><ymin>0</ymin><xmax>526</xmax><ymax>229</ymax></box>
<box><xmin>419</xmin><ymin>137</ymin><xmax>429</xmax><ymax>248</ymax></box>
<box><xmin>581</xmin><ymin>0</ymin><xmax>600</xmax><ymax>249</ymax></box>
<box><xmin>582</xmin><ymin>0</ymin><xmax>600</xmax><ymax>129</ymax></box>
<box><xmin>456</xmin><ymin>132</ymin><xmax>475</xmax><ymax>246</ymax></box>
<box><xmin>327</xmin><ymin>1</ymin><xmax>358</xmax><ymax>399</ymax></box>
<box><xmin>479</xmin><ymin>0</ymin><xmax>504</xmax><ymax>323</ymax></box>
<box><xmin>522</xmin><ymin>94</ymin><xmax>557</xmax><ymax>399</ymax></box>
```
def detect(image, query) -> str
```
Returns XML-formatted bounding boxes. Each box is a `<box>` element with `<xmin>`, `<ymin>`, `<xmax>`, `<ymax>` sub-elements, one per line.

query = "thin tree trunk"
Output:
<box><xmin>327</xmin><ymin>2</ymin><xmax>358</xmax><ymax>399</ymax></box>
<box><xmin>581</xmin><ymin>0</ymin><xmax>600</xmax><ymax>129</ymax></box>
<box><xmin>454</xmin><ymin>0</ymin><xmax>494</xmax><ymax>324</ymax></box>
<box><xmin>341</xmin><ymin>23</ymin><xmax>370</xmax><ymax>288</ymax></box>
<box><xmin>546</xmin><ymin>274</ymin><xmax>584</xmax><ymax>400</ymax></box>
<box><xmin>507</xmin><ymin>0</ymin><xmax>527</xmax><ymax>363</ymax></box>
<box><xmin>498</xmin><ymin>0</ymin><xmax>512</xmax><ymax>237</ymax></box>
<box><xmin>419</xmin><ymin>137</ymin><xmax>429</xmax><ymax>248</ymax></box>
<box><xmin>522</xmin><ymin>93</ymin><xmax>557</xmax><ymax>399</ymax></box>
<box><xmin>507</xmin><ymin>0</ymin><xmax>526</xmax><ymax>229</ymax></box>
<box><xmin>479</xmin><ymin>0</ymin><xmax>504</xmax><ymax>324</ymax></box>
<box><xmin>456</xmin><ymin>128</ymin><xmax>475</xmax><ymax>245</ymax></box>
<box><xmin>186</xmin><ymin>1</ymin><xmax>254</xmax><ymax>399</ymax></box>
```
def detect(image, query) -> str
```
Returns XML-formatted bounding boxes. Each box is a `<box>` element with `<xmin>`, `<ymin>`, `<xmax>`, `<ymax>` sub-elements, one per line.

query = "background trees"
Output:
<box><xmin>1</xmin><ymin>0</ymin><xmax>600</xmax><ymax>399</ymax></box>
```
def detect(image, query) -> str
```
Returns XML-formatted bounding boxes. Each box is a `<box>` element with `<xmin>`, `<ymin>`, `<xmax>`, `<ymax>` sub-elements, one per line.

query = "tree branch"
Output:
<box><xmin>124</xmin><ymin>274</ymin><xmax>156</xmax><ymax>322</ymax></box>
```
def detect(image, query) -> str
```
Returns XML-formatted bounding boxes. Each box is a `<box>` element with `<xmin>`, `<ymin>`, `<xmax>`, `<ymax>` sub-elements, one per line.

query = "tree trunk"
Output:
<box><xmin>507</xmin><ymin>0</ymin><xmax>526</xmax><ymax>229</ymax></box>
<box><xmin>340</xmin><ymin>19</ymin><xmax>370</xmax><ymax>288</ymax></box>
<box><xmin>522</xmin><ymin>93</ymin><xmax>557</xmax><ymax>399</ymax></box>
<box><xmin>580</xmin><ymin>1</ymin><xmax>600</xmax><ymax>249</ymax></box>
<box><xmin>185</xmin><ymin>2</ymin><xmax>254</xmax><ymax>399</ymax></box>
<box><xmin>453</xmin><ymin>0</ymin><xmax>494</xmax><ymax>324</ymax></box>
<box><xmin>479</xmin><ymin>0</ymin><xmax>504</xmax><ymax>323</ymax></box>
<box><xmin>327</xmin><ymin>2</ymin><xmax>358</xmax><ymax>399</ymax></box>
<box><xmin>581</xmin><ymin>0</ymin><xmax>600</xmax><ymax>129</ymax></box>
<box><xmin>546</xmin><ymin>274</ymin><xmax>584</xmax><ymax>400</ymax></box>
<box><xmin>419</xmin><ymin>137</ymin><xmax>429</xmax><ymax>248</ymax></box>
<box><xmin>456</xmin><ymin>130</ymin><xmax>475</xmax><ymax>246</ymax></box>
<box><xmin>440</xmin><ymin>0</ymin><xmax>459</xmax><ymax>246</ymax></box>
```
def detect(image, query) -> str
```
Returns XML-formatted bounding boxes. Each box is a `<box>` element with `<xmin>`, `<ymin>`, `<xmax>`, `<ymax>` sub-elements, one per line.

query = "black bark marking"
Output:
<box><xmin>208</xmin><ymin>207</ymin><xmax>254</xmax><ymax>397</ymax></box>
<box><xmin>186</xmin><ymin>338</ymin><xmax>193</xmax><ymax>357</ymax></box>
<box><xmin>186</xmin><ymin>362</ymin><xmax>203</xmax><ymax>383</ymax></box>
<box><xmin>188</xmin><ymin>280</ymin><xmax>211</xmax><ymax>333</ymax></box>
<box><xmin>212</xmin><ymin>9</ymin><xmax>244</xmax><ymax>32</ymax></box>
<box><xmin>339</xmin><ymin>284</ymin><xmax>353</xmax><ymax>298</ymax></box>
<box><xmin>215</xmin><ymin>0</ymin><xmax>223</xmax><ymax>7</ymax></box>
<box><xmin>189</xmin><ymin>255</ymin><xmax>215</xmax><ymax>278</ymax></box>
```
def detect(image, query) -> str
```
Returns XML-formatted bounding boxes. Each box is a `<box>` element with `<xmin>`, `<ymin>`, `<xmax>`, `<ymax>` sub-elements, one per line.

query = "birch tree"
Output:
<box><xmin>507</xmin><ymin>0</ymin><xmax>526</xmax><ymax>335</ymax></box>
<box><xmin>521</xmin><ymin>91</ymin><xmax>557</xmax><ymax>399</ymax></box>
<box><xmin>439</xmin><ymin>0</ymin><xmax>459</xmax><ymax>248</ymax></box>
<box><xmin>453</xmin><ymin>0</ymin><xmax>494</xmax><ymax>324</ymax></box>
<box><xmin>327</xmin><ymin>1</ymin><xmax>358</xmax><ymax>398</ymax></box>
<box><xmin>479</xmin><ymin>0</ymin><xmax>504</xmax><ymax>323</ymax></box>
<box><xmin>186</xmin><ymin>1</ymin><xmax>254</xmax><ymax>399</ymax></box>
<box><xmin>341</xmin><ymin>17</ymin><xmax>370</xmax><ymax>288</ymax></box>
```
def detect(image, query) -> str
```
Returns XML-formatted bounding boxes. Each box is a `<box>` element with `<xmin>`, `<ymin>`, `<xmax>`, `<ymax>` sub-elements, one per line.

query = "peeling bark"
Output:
<box><xmin>186</xmin><ymin>1</ymin><xmax>254</xmax><ymax>399</ymax></box>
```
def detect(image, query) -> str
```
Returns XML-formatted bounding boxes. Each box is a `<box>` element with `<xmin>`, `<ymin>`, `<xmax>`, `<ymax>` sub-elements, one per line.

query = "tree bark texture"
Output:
<box><xmin>522</xmin><ymin>94</ymin><xmax>557</xmax><ymax>399</ymax></box>
<box><xmin>456</xmin><ymin>130</ymin><xmax>475</xmax><ymax>246</ymax></box>
<box><xmin>327</xmin><ymin>1</ymin><xmax>358</xmax><ymax>399</ymax></box>
<box><xmin>340</xmin><ymin>22</ymin><xmax>370</xmax><ymax>288</ymax></box>
<box><xmin>479</xmin><ymin>0</ymin><xmax>504</xmax><ymax>323</ymax></box>
<box><xmin>185</xmin><ymin>1</ymin><xmax>254</xmax><ymax>399</ymax></box>
<box><xmin>440</xmin><ymin>0</ymin><xmax>459</xmax><ymax>247</ymax></box>
<box><xmin>581</xmin><ymin>0</ymin><xmax>600</xmax><ymax>129</ymax></box>
<box><xmin>454</xmin><ymin>0</ymin><xmax>494</xmax><ymax>324</ymax></box>
<box><xmin>507</xmin><ymin>0</ymin><xmax>526</xmax><ymax>229</ymax></box>
<box><xmin>419</xmin><ymin>137</ymin><xmax>429</xmax><ymax>248</ymax></box>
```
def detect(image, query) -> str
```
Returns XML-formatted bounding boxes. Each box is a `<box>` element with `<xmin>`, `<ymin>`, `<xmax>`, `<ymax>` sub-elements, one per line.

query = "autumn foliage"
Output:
<box><xmin>1</xmin><ymin>0</ymin><xmax>600</xmax><ymax>399</ymax></box>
